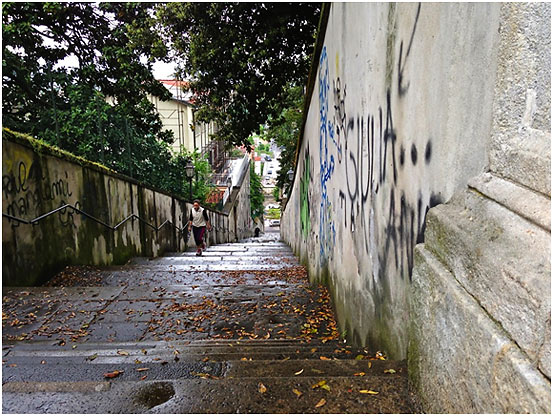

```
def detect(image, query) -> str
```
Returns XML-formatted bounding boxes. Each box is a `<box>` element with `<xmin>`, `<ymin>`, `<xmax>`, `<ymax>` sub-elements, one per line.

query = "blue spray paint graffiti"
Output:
<box><xmin>318</xmin><ymin>46</ymin><xmax>336</xmax><ymax>263</ymax></box>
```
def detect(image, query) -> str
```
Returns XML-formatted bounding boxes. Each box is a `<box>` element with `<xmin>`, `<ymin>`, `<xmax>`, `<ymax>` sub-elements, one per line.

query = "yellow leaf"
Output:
<box><xmin>384</xmin><ymin>369</ymin><xmax>396</xmax><ymax>374</ymax></box>
<box><xmin>368</xmin><ymin>361</ymin><xmax>372</xmax><ymax>369</ymax></box>
<box><xmin>359</xmin><ymin>390</ymin><xmax>379</xmax><ymax>395</ymax></box>
<box><xmin>258</xmin><ymin>383</ymin><xmax>267</xmax><ymax>394</ymax></box>
<box><xmin>355</xmin><ymin>354</ymin><xmax>364</xmax><ymax>360</ymax></box>
<box><xmin>292</xmin><ymin>388</ymin><xmax>303</xmax><ymax>398</ymax></box>
<box><xmin>315</xmin><ymin>398</ymin><xmax>326</xmax><ymax>408</ymax></box>
<box><xmin>136</xmin><ymin>368</ymin><xmax>149</xmax><ymax>372</ymax></box>
<box><xmin>353</xmin><ymin>372</ymin><xmax>366</xmax><ymax>377</ymax></box>
<box><xmin>321</xmin><ymin>384</ymin><xmax>331</xmax><ymax>392</ymax></box>
<box><xmin>319</xmin><ymin>356</ymin><xmax>331</xmax><ymax>361</ymax></box>
<box><xmin>294</xmin><ymin>369</ymin><xmax>304</xmax><ymax>376</ymax></box>
<box><xmin>312</xmin><ymin>380</ymin><xmax>327</xmax><ymax>389</ymax></box>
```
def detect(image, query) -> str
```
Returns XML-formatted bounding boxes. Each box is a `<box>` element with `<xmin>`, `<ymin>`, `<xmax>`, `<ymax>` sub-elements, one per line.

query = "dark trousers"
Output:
<box><xmin>192</xmin><ymin>225</ymin><xmax>206</xmax><ymax>248</ymax></box>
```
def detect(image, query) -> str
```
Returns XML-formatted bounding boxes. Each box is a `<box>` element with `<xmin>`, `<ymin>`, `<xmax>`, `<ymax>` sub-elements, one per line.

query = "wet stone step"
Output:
<box><xmin>2</xmin><ymin>361</ymin><xmax>226</xmax><ymax>383</ymax></box>
<box><xmin>2</xmin><ymin>359</ymin><xmax>404</xmax><ymax>383</ymax></box>
<box><xmin>2</xmin><ymin>376</ymin><xmax>412</xmax><ymax>414</ymax></box>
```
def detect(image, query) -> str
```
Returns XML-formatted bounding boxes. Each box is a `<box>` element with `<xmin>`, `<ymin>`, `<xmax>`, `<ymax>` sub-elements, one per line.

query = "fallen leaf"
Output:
<box><xmin>292</xmin><ymin>388</ymin><xmax>303</xmax><ymax>398</ymax></box>
<box><xmin>312</xmin><ymin>380</ymin><xmax>327</xmax><ymax>389</ymax></box>
<box><xmin>368</xmin><ymin>361</ymin><xmax>372</xmax><ymax>369</ymax></box>
<box><xmin>258</xmin><ymin>383</ymin><xmax>267</xmax><ymax>394</ymax></box>
<box><xmin>354</xmin><ymin>372</ymin><xmax>366</xmax><ymax>377</ymax></box>
<box><xmin>355</xmin><ymin>354</ymin><xmax>364</xmax><ymax>360</ymax></box>
<box><xmin>294</xmin><ymin>369</ymin><xmax>304</xmax><ymax>376</ymax></box>
<box><xmin>202</xmin><ymin>357</ymin><xmax>210</xmax><ymax>362</ymax></box>
<box><xmin>319</xmin><ymin>356</ymin><xmax>331</xmax><ymax>361</ymax></box>
<box><xmin>104</xmin><ymin>370</ymin><xmax>124</xmax><ymax>378</ymax></box>
<box><xmin>136</xmin><ymin>368</ymin><xmax>149</xmax><ymax>372</ymax></box>
<box><xmin>40</xmin><ymin>360</ymin><xmax>47</xmax><ymax>365</ymax></box>
<box><xmin>140</xmin><ymin>375</ymin><xmax>147</xmax><ymax>381</ymax></box>
<box><xmin>384</xmin><ymin>369</ymin><xmax>396</xmax><ymax>374</ymax></box>
<box><xmin>359</xmin><ymin>390</ymin><xmax>379</xmax><ymax>395</ymax></box>
<box><xmin>87</xmin><ymin>353</ymin><xmax>98</xmax><ymax>361</ymax></box>
<box><xmin>117</xmin><ymin>350</ymin><xmax>129</xmax><ymax>356</ymax></box>
<box><xmin>315</xmin><ymin>398</ymin><xmax>326</xmax><ymax>408</ymax></box>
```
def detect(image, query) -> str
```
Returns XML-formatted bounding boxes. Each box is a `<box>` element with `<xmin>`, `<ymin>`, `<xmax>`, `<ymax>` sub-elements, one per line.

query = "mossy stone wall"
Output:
<box><xmin>2</xmin><ymin>129</ymin><xmax>231</xmax><ymax>286</ymax></box>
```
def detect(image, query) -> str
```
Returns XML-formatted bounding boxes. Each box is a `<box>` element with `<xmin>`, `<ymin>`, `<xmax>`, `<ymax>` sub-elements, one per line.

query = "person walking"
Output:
<box><xmin>188</xmin><ymin>200</ymin><xmax>212</xmax><ymax>256</ymax></box>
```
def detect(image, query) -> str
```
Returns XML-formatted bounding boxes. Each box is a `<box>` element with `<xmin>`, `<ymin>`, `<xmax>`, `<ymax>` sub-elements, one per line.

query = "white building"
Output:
<box><xmin>148</xmin><ymin>80</ymin><xmax>218</xmax><ymax>154</ymax></box>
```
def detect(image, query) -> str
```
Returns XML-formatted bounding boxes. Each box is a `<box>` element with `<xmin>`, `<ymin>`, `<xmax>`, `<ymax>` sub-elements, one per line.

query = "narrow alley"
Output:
<box><xmin>2</xmin><ymin>232</ymin><xmax>414</xmax><ymax>413</ymax></box>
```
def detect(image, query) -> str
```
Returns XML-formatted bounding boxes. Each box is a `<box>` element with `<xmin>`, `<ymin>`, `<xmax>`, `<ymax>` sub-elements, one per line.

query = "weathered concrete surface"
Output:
<box><xmin>408</xmin><ymin>2</ymin><xmax>550</xmax><ymax>413</ymax></box>
<box><xmin>424</xmin><ymin>184</ymin><xmax>550</xmax><ymax>369</ymax></box>
<box><xmin>2</xmin><ymin>130</ymin><xmax>240</xmax><ymax>287</ymax></box>
<box><xmin>489</xmin><ymin>2</ymin><xmax>551</xmax><ymax>197</ymax></box>
<box><xmin>409</xmin><ymin>246</ymin><xmax>550</xmax><ymax>413</ymax></box>
<box><xmin>281</xmin><ymin>2</ymin><xmax>502</xmax><ymax>359</ymax></box>
<box><xmin>2</xmin><ymin>233</ymin><xmax>415</xmax><ymax>413</ymax></box>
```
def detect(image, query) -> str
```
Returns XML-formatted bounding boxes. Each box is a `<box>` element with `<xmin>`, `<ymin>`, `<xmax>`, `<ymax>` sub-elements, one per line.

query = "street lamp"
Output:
<box><xmin>185</xmin><ymin>160</ymin><xmax>195</xmax><ymax>201</ymax></box>
<box><xmin>287</xmin><ymin>169</ymin><xmax>294</xmax><ymax>182</ymax></box>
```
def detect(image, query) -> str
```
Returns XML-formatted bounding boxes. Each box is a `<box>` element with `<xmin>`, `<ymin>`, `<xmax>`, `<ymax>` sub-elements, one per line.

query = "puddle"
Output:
<box><xmin>133</xmin><ymin>381</ymin><xmax>175</xmax><ymax>409</ymax></box>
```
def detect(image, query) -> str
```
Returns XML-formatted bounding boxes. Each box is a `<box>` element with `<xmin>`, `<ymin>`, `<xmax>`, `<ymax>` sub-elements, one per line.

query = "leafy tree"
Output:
<box><xmin>272</xmin><ymin>186</ymin><xmax>281</xmax><ymax>203</ymax></box>
<box><xmin>2</xmin><ymin>2</ymin><xmax>176</xmax><ymax>191</ymax></box>
<box><xmin>250</xmin><ymin>163</ymin><xmax>265</xmax><ymax>220</ymax></box>
<box><xmin>157</xmin><ymin>2</ymin><xmax>321</xmax><ymax>148</ymax></box>
<box><xmin>262</xmin><ymin>84</ymin><xmax>304</xmax><ymax>194</ymax></box>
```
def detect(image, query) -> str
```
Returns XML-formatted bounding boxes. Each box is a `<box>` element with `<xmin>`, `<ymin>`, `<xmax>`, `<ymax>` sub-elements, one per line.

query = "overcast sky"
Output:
<box><xmin>152</xmin><ymin>61</ymin><xmax>177</xmax><ymax>80</ymax></box>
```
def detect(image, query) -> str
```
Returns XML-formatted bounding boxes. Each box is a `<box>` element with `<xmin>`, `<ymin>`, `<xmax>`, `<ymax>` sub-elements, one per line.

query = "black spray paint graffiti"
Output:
<box><xmin>332</xmin><ymin>3</ymin><xmax>442</xmax><ymax>281</ymax></box>
<box><xmin>3</xmin><ymin>160</ymin><xmax>76</xmax><ymax>227</ymax></box>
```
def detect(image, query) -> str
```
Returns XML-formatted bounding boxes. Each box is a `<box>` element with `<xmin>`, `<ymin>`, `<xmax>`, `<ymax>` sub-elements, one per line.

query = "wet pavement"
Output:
<box><xmin>2</xmin><ymin>231</ymin><xmax>416</xmax><ymax>413</ymax></box>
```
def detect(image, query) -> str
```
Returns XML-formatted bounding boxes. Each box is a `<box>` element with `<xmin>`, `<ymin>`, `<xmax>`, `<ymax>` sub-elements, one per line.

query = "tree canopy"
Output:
<box><xmin>158</xmin><ymin>2</ymin><xmax>321</xmax><ymax>148</ymax></box>
<box><xmin>2</xmin><ymin>2</ymin><xmax>179</xmax><ymax>192</ymax></box>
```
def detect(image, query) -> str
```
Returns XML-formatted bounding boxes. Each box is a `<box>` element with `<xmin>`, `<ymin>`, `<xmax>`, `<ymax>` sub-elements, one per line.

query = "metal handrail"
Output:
<box><xmin>3</xmin><ymin>203</ymin><xmax>228</xmax><ymax>234</ymax></box>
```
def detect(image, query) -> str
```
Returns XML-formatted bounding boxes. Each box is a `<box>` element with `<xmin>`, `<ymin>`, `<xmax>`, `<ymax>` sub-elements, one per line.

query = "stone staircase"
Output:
<box><xmin>3</xmin><ymin>234</ymin><xmax>415</xmax><ymax>413</ymax></box>
<box><xmin>409</xmin><ymin>129</ymin><xmax>551</xmax><ymax>413</ymax></box>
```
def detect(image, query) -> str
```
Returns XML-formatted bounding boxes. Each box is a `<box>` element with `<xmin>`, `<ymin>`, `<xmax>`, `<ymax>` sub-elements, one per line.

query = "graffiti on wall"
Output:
<box><xmin>296</xmin><ymin>3</ymin><xmax>445</xmax><ymax>283</ymax></box>
<box><xmin>2</xmin><ymin>159</ymin><xmax>78</xmax><ymax>228</ymax></box>
<box><xmin>318</xmin><ymin>46</ymin><xmax>337</xmax><ymax>263</ymax></box>
<box><xmin>299</xmin><ymin>146</ymin><xmax>311</xmax><ymax>238</ymax></box>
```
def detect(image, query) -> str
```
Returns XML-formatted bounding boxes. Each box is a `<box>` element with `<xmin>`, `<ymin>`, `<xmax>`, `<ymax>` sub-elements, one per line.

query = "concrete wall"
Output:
<box><xmin>282</xmin><ymin>3</ymin><xmax>503</xmax><ymax>358</ymax></box>
<box><xmin>408</xmin><ymin>2</ymin><xmax>550</xmax><ymax>412</ymax></box>
<box><xmin>223</xmin><ymin>157</ymin><xmax>254</xmax><ymax>242</ymax></box>
<box><xmin>2</xmin><ymin>129</ymin><xmax>232</xmax><ymax>286</ymax></box>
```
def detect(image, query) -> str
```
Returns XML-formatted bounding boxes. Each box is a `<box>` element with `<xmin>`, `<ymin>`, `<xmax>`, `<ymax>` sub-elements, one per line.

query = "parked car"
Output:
<box><xmin>269</xmin><ymin>219</ymin><xmax>280</xmax><ymax>227</ymax></box>
<box><xmin>265</xmin><ymin>155</ymin><xmax>272</xmax><ymax>161</ymax></box>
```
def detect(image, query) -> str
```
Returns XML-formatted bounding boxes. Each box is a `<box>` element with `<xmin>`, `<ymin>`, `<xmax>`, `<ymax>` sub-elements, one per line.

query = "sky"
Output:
<box><xmin>152</xmin><ymin>61</ymin><xmax>178</xmax><ymax>80</ymax></box>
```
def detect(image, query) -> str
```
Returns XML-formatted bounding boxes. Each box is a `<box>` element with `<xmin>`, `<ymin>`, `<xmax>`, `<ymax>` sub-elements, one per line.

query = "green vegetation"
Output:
<box><xmin>266</xmin><ymin>208</ymin><xmax>281</xmax><ymax>220</ymax></box>
<box><xmin>2</xmin><ymin>3</ymin><xmax>320</xmax><ymax>203</ymax></box>
<box><xmin>158</xmin><ymin>3</ymin><xmax>320</xmax><ymax>149</ymax></box>
<box><xmin>250</xmin><ymin>164</ymin><xmax>265</xmax><ymax>220</ymax></box>
<box><xmin>272</xmin><ymin>186</ymin><xmax>281</xmax><ymax>203</ymax></box>
<box><xmin>261</xmin><ymin>85</ymin><xmax>304</xmax><ymax>195</ymax></box>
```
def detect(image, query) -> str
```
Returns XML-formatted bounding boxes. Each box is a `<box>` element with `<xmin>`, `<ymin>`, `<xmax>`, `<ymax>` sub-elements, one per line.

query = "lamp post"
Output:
<box><xmin>185</xmin><ymin>160</ymin><xmax>195</xmax><ymax>201</ymax></box>
<box><xmin>287</xmin><ymin>169</ymin><xmax>294</xmax><ymax>182</ymax></box>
